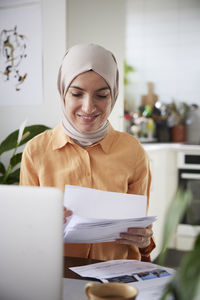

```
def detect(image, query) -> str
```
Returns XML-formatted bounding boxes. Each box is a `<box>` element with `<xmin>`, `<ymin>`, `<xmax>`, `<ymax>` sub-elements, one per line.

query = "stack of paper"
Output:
<box><xmin>64</xmin><ymin>214</ymin><xmax>156</xmax><ymax>243</ymax></box>
<box><xmin>63</xmin><ymin>185</ymin><xmax>156</xmax><ymax>243</ymax></box>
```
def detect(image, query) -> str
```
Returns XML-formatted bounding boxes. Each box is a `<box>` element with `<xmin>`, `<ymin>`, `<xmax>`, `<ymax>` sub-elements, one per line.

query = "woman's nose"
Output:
<box><xmin>82</xmin><ymin>95</ymin><xmax>96</xmax><ymax>113</ymax></box>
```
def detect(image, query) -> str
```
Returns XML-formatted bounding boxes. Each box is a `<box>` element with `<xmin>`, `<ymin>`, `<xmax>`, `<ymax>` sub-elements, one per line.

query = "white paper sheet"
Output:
<box><xmin>69</xmin><ymin>259</ymin><xmax>175</xmax><ymax>300</ymax></box>
<box><xmin>63</xmin><ymin>185</ymin><xmax>156</xmax><ymax>243</ymax></box>
<box><xmin>64</xmin><ymin>185</ymin><xmax>147</xmax><ymax>219</ymax></box>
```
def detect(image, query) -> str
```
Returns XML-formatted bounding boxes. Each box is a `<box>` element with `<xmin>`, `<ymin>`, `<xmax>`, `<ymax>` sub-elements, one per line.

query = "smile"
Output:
<box><xmin>77</xmin><ymin>114</ymin><xmax>99</xmax><ymax>121</ymax></box>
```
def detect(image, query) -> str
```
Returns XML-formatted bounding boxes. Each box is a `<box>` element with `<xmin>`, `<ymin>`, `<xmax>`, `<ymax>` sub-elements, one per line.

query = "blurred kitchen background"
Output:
<box><xmin>124</xmin><ymin>0</ymin><xmax>200</xmax><ymax>145</ymax></box>
<box><xmin>124</xmin><ymin>0</ymin><xmax>200</xmax><ymax>267</ymax></box>
<box><xmin>0</xmin><ymin>0</ymin><xmax>200</xmax><ymax>267</ymax></box>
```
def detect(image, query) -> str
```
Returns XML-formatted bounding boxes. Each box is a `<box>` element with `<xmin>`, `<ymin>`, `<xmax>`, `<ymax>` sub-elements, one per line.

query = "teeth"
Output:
<box><xmin>80</xmin><ymin>115</ymin><xmax>96</xmax><ymax>120</ymax></box>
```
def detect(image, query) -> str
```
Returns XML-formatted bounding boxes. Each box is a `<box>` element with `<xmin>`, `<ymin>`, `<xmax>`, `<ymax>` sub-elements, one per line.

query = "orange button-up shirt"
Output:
<box><xmin>20</xmin><ymin>123</ymin><xmax>155</xmax><ymax>261</ymax></box>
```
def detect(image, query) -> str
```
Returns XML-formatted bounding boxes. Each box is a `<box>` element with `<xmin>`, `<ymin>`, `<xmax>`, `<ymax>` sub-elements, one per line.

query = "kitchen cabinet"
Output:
<box><xmin>142</xmin><ymin>144</ymin><xmax>178</xmax><ymax>260</ymax></box>
<box><xmin>143</xmin><ymin>143</ymin><xmax>200</xmax><ymax>259</ymax></box>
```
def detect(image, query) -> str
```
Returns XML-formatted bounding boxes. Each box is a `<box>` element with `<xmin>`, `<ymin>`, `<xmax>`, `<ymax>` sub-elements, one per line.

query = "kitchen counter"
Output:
<box><xmin>142</xmin><ymin>142</ymin><xmax>200</xmax><ymax>152</ymax></box>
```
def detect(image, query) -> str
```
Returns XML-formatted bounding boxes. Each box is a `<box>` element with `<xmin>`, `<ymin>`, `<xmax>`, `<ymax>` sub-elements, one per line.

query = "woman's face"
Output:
<box><xmin>64</xmin><ymin>71</ymin><xmax>112</xmax><ymax>132</ymax></box>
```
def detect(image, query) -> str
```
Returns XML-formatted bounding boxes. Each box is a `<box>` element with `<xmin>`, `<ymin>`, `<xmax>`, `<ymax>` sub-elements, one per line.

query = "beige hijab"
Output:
<box><xmin>57</xmin><ymin>43</ymin><xmax>119</xmax><ymax>146</ymax></box>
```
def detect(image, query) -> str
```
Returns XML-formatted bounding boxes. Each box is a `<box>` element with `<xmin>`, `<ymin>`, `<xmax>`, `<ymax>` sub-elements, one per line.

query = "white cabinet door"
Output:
<box><xmin>146</xmin><ymin>148</ymin><xmax>177</xmax><ymax>260</ymax></box>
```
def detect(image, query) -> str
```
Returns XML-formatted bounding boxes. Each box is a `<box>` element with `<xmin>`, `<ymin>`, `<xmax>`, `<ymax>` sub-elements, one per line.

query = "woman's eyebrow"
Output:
<box><xmin>69</xmin><ymin>86</ymin><xmax>85</xmax><ymax>91</ymax></box>
<box><xmin>97</xmin><ymin>87</ymin><xmax>110</xmax><ymax>92</ymax></box>
<box><xmin>69</xmin><ymin>86</ymin><xmax>110</xmax><ymax>92</ymax></box>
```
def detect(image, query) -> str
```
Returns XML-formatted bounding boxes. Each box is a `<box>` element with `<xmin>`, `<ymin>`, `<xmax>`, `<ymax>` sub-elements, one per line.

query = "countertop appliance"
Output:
<box><xmin>186</xmin><ymin>106</ymin><xmax>200</xmax><ymax>145</ymax></box>
<box><xmin>175</xmin><ymin>150</ymin><xmax>200</xmax><ymax>251</ymax></box>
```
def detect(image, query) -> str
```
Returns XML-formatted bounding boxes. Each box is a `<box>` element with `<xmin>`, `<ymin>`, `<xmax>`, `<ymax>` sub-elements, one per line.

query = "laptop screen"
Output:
<box><xmin>0</xmin><ymin>185</ymin><xmax>63</xmax><ymax>300</ymax></box>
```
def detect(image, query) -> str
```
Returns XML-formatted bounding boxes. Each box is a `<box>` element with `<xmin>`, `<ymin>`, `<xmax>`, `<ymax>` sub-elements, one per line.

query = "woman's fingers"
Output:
<box><xmin>117</xmin><ymin>234</ymin><xmax>151</xmax><ymax>248</ymax></box>
<box><xmin>116</xmin><ymin>225</ymin><xmax>153</xmax><ymax>248</ymax></box>
<box><xmin>64</xmin><ymin>207</ymin><xmax>73</xmax><ymax>217</ymax></box>
<box><xmin>64</xmin><ymin>207</ymin><xmax>73</xmax><ymax>223</ymax></box>
<box><xmin>127</xmin><ymin>224</ymin><xmax>153</xmax><ymax>237</ymax></box>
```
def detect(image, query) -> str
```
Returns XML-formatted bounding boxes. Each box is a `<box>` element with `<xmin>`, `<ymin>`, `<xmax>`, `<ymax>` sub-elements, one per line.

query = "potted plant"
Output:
<box><xmin>0</xmin><ymin>120</ymin><xmax>50</xmax><ymax>184</ymax></box>
<box><xmin>167</xmin><ymin>101</ymin><xmax>189</xmax><ymax>142</ymax></box>
<box><xmin>159</xmin><ymin>188</ymin><xmax>200</xmax><ymax>300</ymax></box>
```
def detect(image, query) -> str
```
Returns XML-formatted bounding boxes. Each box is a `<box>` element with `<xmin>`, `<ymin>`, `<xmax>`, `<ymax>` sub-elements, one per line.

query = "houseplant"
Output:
<box><xmin>159</xmin><ymin>188</ymin><xmax>200</xmax><ymax>300</ymax></box>
<box><xmin>124</xmin><ymin>60</ymin><xmax>135</xmax><ymax>132</ymax></box>
<box><xmin>0</xmin><ymin>121</ymin><xmax>50</xmax><ymax>184</ymax></box>
<box><xmin>124</xmin><ymin>60</ymin><xmax>134</xmax><ymax>87</ymax></box>
<box><xmin>167</xmin><ymin>101</ymin><xmax>189</xmax><ymax>142</ymax></box>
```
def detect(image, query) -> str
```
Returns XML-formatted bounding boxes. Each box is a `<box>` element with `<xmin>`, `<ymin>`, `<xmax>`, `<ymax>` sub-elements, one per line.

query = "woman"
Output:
<box><xmin>20</xmin><ymin>43</ymin><xmax>155</xmax><ymax>261</ymax></box>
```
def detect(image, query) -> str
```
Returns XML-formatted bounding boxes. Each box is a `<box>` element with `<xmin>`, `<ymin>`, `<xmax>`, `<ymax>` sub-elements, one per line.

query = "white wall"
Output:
<box><xmin>0</xmin><ymin>0</ymin><xmax>66</xmax><ymax>142</ymax></box>
<box><xmin>67</xmin><ymin>0</ymin><xmax>125</xmax><ymax>131</ymax></box>
<box><xmin>0</xmin><ymin>0</ymin><xmax>125</xmax><ymax>167</ymax></box>
<box><xmin>125</xmin><ymin>0</ymin><xmax>200</xmax><ymax>111</ymax></box>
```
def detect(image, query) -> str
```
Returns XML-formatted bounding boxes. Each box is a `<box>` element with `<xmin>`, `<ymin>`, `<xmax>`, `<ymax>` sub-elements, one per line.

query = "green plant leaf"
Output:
<box><xmin>194</xmin><ymin>234</ymin><xmax>200</xmax><ymax>248</ymax></box>
<box><xmin>162</xmin><ymin>234</ymin><xmax>200</xmax><ymax>300</ymax></box>
<box><xmin>0</xmin><ymin>130</ymin><xmax>18</xmax><ymax>155</ymax></box>
<box><xmin>176</xmin><ymin>234</ymin><xmax>200</xmax><ymax>300</ymax></box>
<box><xmin>124</xmin><ymin>77</ymin><xmax>128</xmax><ymax>85</ymax></box>
<box><xmin>0</xmin><ymin>124</ymin><xmax>50</xmax><ymax>155</ymax></box>
<box><xmin>159</xmin><ymin>189</ymin><xmax>199</xmax><ymax>300</ymax></box>
<box><xmin>124</xmin><ymin>60</ymin><xmax>134</xmax><ymax>86</ymax></box>
<box><xmin>124</xmin><ymin>60</ymin><xmax>134</xmax><ymax>74</ymax></box>
<box><xmin>18</xmin><ymin>125</ymin><xmax>50</xmax><ymax>146</ymax></box>
<box><xmin>159</xmin><ymin>288</ymin><xmax>174</xmax><ymax>300</ymax></box>
<box><xmin>0</xmin><ymin>162</ymin><xmax>6</xmax><ymax>175</ymax></box>
<box><xmin>5</xmin><ymin>168</ymin><xmax>20</xmax><ymax>184</ymax></box>
<box><xmin>159</xmin><ymin>188</ymin><xmax>192</xmax><ymax>265</ymax></box>
<box><xmin>10</xmin><ymin>152</ymin><xmax>23</xmax><ymax>168</ymax></box>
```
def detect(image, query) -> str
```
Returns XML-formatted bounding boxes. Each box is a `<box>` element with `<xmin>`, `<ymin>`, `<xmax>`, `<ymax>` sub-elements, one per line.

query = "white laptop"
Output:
<box><xmin>0</xmin><ymin>185</ymin><xmax>63</xmax><ymax>300</ymax></box>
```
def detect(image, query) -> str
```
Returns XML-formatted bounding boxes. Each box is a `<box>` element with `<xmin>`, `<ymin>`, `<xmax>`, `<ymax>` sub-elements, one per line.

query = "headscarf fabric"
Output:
<box><xmin>57</xmin><ymin>43</ymin><xmax>119</xmax><ymax>146</ymax></box>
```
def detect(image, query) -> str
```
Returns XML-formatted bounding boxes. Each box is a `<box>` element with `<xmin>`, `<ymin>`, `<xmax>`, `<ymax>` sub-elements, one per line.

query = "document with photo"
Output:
<box><xmin>69</xmin><ymin>259</ymin><xmax>175</xmax><ymax>300</ymax></box>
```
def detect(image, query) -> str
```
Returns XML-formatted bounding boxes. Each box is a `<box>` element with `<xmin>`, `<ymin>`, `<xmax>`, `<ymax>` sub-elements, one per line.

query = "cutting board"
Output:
<box><xmin>141</xmin><ymin>82</ymin><xmax>158</xmax><ymax>106</ymax></box>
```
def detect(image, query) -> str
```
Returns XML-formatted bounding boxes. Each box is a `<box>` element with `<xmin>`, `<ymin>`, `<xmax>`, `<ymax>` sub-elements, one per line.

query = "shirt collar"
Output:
<box><xmin>52</xmin><ymin>123</ymin><xmax>74</xmax><ymax>150</ymax></box>
<box><xmin>52</xmin><ymin>123</ymin><xmax>116</xmax><ymax>153</ymax></box>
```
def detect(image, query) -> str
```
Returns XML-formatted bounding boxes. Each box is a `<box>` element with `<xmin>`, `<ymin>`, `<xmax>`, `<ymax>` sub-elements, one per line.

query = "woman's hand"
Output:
<box><xmin>64</xmin><ymin>206</ymin><xmax>73</xmax><ymax>223</ymax></box>
<box><xmin>116</xmin><ymin>224</ymin><xmax>153</xmax><ymax>249</ymax></box>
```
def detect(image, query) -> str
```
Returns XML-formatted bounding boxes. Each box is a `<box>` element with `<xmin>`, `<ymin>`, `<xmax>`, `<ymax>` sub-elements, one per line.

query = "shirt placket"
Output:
<box><xmin>82</xmin><ymin>148</ymin><xmax>92</xmax><ymax>186</ymax></box>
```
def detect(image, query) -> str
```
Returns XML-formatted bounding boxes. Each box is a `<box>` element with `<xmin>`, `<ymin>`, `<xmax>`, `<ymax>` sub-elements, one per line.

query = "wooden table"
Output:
<box><xmin>63</xmin><ymin>256</ymin><xmax>101</xmax><ymax>281</ymax></box>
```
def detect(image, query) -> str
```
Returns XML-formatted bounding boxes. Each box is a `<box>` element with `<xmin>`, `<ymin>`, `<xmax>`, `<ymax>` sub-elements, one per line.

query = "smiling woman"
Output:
<box><xmin>57</xmin><ymin>43</ymin><xmax>119</xmax><ymax>147</ymax></box>
<box><xmin>20</xmin><ymin>43</ymin><xmax>155</xmax><ymax>262</ymax></box>
<box><xmin>65</xmin><ymin>71</ymin><xmax>112</xmax><ymax>133</ymax></box>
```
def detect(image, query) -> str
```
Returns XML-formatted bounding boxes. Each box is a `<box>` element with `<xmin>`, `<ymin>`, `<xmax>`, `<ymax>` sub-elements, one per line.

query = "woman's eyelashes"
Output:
<box><xmin>96</xmin><ymin>94</ymin><xmax>109</xmax><ymax>99</ymax></box>
<box><xmin>71</xmin><ymin>92</ymin><xmax>82</xmax><ymax>97</ymax></box>
<box><xmin>70</xmin><ymin>92</ymin><xmax>110</xmax><ymax>99</ymax></box>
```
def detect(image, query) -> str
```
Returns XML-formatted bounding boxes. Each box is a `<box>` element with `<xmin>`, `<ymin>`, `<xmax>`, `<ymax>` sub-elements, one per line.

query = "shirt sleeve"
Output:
<box><xmin>139</xmin><ymin>237</ymin><xmax>156</xmax><ymax>262</ymax></box>
<box><xmin>20</xmin><ymin>143</ymin><xmax>39</xmax><ymax>186</ymax></box>
<box><xmin>127</xmin><ymin>143</ymin><xmax>156</xmax><ymax>260</ymax></box>
<box><xmin>128</xmin><ymin>143</ymin><xmax>151</xmax><ymax>210</ymax></box>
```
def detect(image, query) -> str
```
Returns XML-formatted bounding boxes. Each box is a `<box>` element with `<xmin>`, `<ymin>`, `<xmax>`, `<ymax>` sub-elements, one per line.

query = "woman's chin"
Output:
<box><xmin>78</xmin><ymin>126</ymin><xmax>97</xmax><ymax>133</ymax></box>
<box><xmin>75</xmin><ymin>120</ymin><xmax>101</xmax><ymax>133</ymax></box>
